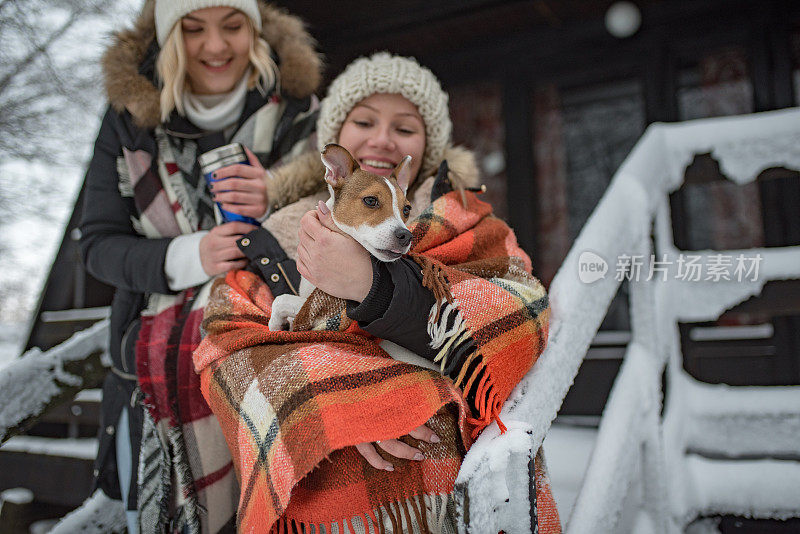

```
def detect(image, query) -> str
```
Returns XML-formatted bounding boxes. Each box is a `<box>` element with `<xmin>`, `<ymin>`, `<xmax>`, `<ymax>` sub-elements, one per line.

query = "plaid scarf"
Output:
<box><xmin>129</xmin><ymin>94</ymin><xmax>318</xmax><ymax>533</ymax></box>
<box><xmin>194</xmin><ymin>189</ymin><xmax>557</xmax><ymax>533</ymax></box>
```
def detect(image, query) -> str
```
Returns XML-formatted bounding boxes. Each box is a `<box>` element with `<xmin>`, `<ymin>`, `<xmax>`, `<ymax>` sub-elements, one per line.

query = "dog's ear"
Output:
<box><xmin>393</xmin><ymin>155</ymin><xmax>413</xmax><ymax>194</ymax></box>
<box><xmin>321</xmin><ymin>144</ymin><xmax>358</xmax><ymax>187</ymax></box>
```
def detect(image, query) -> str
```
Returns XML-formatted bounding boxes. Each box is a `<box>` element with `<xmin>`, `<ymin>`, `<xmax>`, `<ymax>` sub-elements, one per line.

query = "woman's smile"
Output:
<box><xmin>360</xmin><ymin>157</ymin><xmax>397</xmax><ymax>174</ymax></box>
<box><xmin>201</xmin><ymin>58</ymin><xmax>234</xmax><ymax>70</ymax></box>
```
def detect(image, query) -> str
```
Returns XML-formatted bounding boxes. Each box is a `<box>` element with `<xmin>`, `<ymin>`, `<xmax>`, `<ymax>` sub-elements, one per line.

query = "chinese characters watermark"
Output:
<box><xmin>578</xmin><ymin>251</ymin><xmax>762</xmax><ymax>284</ymax></box>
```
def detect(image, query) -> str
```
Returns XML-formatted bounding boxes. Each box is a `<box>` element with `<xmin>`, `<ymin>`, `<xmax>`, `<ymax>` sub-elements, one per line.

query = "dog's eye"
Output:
<box><xmin>402</xmin><ymin>205</ymin><xmax>411</xmax><ymax>218</ymax></box>
<box><xmin>363</xmin><ymin>196</ymin><xmax>379</xmax><ymax>208</ymax></box>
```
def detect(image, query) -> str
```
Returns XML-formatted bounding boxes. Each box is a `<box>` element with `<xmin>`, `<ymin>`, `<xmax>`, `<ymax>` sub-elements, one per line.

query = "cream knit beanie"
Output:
<box><xmin>317</xmin><ymin>52</ymin><xmax>452</xmax><ymax>177</ymax></box>
<box><xmin>155</xmin><ymin>0</ymin><xmax>262</xmax><ymax>46</ymax></box>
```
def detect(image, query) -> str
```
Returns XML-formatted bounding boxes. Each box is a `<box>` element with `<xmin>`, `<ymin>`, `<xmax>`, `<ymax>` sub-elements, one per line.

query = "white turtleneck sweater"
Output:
<box><xmin>182</xmin><ymin>70</ymin><xmax>250</xmax><ymax>132</ymax></box>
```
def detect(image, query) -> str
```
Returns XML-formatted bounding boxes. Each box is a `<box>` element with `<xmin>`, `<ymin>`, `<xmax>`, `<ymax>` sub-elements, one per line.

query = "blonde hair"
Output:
<box><xmin>156</xmin><ymin>17</ymin><xmax>278</xmax><ymax>122</ymax></box>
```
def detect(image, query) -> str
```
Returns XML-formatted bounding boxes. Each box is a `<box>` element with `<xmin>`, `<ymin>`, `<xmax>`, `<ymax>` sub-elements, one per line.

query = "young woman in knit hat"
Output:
<box><xmin>196</xmin><ymin>52</ymin><xmax>560</xmax><ymax>533</ymax></box>
<box><xmin>79</xmin><ymin>1</ymin><xmax>321</xmax><ymax>531</ymax></box>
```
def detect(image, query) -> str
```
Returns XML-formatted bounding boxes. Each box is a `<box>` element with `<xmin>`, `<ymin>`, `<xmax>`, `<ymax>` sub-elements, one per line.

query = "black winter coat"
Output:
<box><xmin>78</xmin><ymin>0</ymin><xmax>322</xmax><ymax>506</ymax></box>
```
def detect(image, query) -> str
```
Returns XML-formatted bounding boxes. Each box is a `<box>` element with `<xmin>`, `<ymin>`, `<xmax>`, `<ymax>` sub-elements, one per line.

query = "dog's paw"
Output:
<box><xmin>268</xmin><ymin>315</ymin><xmax>289</xmax><ymax>331</ymax></box>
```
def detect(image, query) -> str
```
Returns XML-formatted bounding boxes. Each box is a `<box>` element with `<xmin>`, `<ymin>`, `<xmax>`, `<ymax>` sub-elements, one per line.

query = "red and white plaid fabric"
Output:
<box><xmin>194</xmin><ymin>189</ymin><xmax>559</xmax><ymax>533</ymax></box>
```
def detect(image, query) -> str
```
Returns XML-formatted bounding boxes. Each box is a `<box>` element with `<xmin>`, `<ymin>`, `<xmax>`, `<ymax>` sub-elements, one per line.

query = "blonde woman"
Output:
<box><xmin>78</xmin><ymin>1</ymin><xmax>321</xmax><ymax>531</ymax></box>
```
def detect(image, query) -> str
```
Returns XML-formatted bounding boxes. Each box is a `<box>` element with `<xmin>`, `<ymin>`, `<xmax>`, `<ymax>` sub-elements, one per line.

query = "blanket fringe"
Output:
<box><xmin>454</xmin><ymin>353</ymin><xmax>508</xmax><ymax>438</ymax></box>
<box><xmin>166</xmin><ymin>425</ymin><xmax>202</xmax><ymax>533</ymax></box>
<box><xmin>427</xmin><ymin>300</ymin><xmax>465</xmax><ymax>351</ymax></box>
<box><xmin>412</xmin><ymin>254</ymin><xmax>454</xmax><ymax>324</ymax></box>
<box><xmin>427</xmin><ymin>301</ymin><xmax>509</xmax><ymax>438</ymax></box>
<box><xmin>281</xmin><ymin>493</ymin><xmax>454</xmax><ymax>534</ymax></box>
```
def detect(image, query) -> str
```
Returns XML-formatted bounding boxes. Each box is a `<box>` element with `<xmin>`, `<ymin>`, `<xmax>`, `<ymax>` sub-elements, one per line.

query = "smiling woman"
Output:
<box><xmin>192</xmin><ymin>52</ymin><xmax>557</xmax><ymax>533</ymax></box>
<box><xmin>78</xmin><ymin>0</ymin><xmax>322</xmax><ymax>532</ymax></box>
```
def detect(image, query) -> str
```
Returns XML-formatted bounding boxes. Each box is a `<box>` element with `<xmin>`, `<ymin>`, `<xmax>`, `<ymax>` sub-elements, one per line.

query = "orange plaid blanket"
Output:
<box><xmin>194</xmin><ymin>190</ymin><xmax>556</xmax><ymax>532</ymax></box>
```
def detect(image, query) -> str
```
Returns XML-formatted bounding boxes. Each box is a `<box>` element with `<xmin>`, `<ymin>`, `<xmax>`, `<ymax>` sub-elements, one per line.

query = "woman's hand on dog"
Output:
<box><xmin>296</xmin><ymin>203</ymin><xmax>373</xmax><ymax>302</ymax></box>
<box><xmin>199</xmin><ymin>222</ymin><xmax>256</xmax><ymax>276</ymax></box>
<box><xmin>208</xmin><ymin>146</ymin><xmax>269</xmax><ymax>219</ymax></box>
<box><xmin>355</xmin><ymin>424</ymin><xmax>441</xmax><ymax>471</ymax></box>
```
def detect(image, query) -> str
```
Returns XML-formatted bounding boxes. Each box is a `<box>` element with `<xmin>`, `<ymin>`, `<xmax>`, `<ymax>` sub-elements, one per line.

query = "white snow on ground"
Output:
<box><xmin>542</xmin><ymin>423</ymin><xmax>598</xmax><ymax>521</ymax></box>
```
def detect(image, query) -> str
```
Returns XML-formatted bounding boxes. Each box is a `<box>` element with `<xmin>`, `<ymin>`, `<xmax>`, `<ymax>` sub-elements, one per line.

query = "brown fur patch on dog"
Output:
<box><xmin>331</xmin><ymin>171</ymin><xmax>406</xmax><ymax>229</ymax></box>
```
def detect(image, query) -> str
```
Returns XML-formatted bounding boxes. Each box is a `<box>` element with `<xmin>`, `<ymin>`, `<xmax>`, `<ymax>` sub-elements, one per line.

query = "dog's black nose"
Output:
<box><xmin>395</xmin><ymin>228</ymin><xmax>412</xmax><ymax>246</ymax></box>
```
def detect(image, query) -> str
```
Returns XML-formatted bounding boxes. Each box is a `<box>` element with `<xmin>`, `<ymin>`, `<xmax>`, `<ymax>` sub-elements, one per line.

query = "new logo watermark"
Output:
<box><xmin>578</xmin><ymin>251</ymin><xmax>609</xmax><ymax>284</ymax></box>
<box><xmin>577</xmin><ymin>252</ymin><xmax>762</xmax><ymax>284</ymax></box>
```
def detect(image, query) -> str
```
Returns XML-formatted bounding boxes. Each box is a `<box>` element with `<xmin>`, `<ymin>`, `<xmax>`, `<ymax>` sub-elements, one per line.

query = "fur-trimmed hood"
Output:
<box><xmin>102</xmin><ymin>0</ymin><xmax>323</xmax><ymax>129</ymax></box>
<box><xmin>266</xmin><ymin>144</ymin><xmax>482</xmax><ymax>213</ymax></box>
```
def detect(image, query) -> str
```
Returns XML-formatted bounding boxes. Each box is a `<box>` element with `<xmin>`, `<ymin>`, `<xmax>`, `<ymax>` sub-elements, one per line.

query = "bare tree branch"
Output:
<box><xmin>0</xmin><ymin>11</ymin><xmax>80</xmax><ymax>94</ymax></box>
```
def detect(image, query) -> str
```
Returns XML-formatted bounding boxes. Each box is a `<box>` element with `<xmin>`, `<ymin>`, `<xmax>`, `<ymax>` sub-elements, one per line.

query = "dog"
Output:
<box><xmin>268</xmin><ymin>143</ymin><xmax>414</xmax><ymax>332</ymax></box>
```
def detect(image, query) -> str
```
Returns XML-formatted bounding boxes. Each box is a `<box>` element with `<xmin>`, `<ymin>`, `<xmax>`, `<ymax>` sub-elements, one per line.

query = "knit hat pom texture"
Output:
<box><xmin>318</xmin><ymin>52</ymin><xmax>452</xmax><ymax>177</ymax></box>
<box><xmin>155</xmin><ymin>0</ymin><xmax>262</xmax><ymax>45</ymax></box>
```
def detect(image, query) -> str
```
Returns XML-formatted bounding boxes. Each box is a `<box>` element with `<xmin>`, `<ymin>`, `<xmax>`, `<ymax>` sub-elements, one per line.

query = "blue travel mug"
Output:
<box><xmin>198</xmin><ymin>143</ymin><xmax>260</xmax><ymax>226</ymax></box>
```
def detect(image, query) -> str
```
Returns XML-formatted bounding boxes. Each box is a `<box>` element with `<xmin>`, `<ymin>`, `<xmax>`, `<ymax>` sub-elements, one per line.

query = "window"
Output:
<box><xmin>532</xmin><ymin>80</ymin><xmax>645</xmax><ymax>285</ymax></box>
<box><xmin>673</xmin><ymin>47</ymin><xmax>764</xmax><ymax>251</ymax></box>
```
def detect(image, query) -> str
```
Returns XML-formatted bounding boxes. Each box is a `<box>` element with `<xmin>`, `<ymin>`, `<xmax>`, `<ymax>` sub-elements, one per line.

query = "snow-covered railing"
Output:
<box><xmin>455</xmin><ymin>107</ymin><xmax>800</xmax><ymax>533</ymax></box>
<box><xmin>0</xmin><ymin>319</ymin><xmax>109</xmax><ymax>443</ymax></box>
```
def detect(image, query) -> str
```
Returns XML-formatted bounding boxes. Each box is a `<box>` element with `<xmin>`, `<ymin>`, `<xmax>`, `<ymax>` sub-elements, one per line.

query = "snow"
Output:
<box><xmin>567</xmin><ymin>343</ymin><xmax>663</xmax><ymax>533</ymax></box>
<box><xmin>0</xmin><ymin>319</ymin><xmax>108</xmax><ymax>439</ymax></box>
<box><xmin>29</xmin><ymin>520</ymin><xmax>60</xmax><ymax>534</ymax></box>
<box><xmin>613</xmin><ymin>107</ymin><xmax>800</xmax><ymax>194</ymax></box>
<box><xmin>541</xmin><ymin>423</ymin><xmax>598</xmax><ymax>521</ymax></box>
<box><xmin>49</xmin><ymin>489</ymin><xmax>126</xmax><ymax>534</ymax></box>
<box><xmin>687</xmin><ymin>456</ymin><xmax>800</xmax><ymax>520</ymax></box>
<box><xmin>455</xmin><ymin>107</ymin><xmax>800</xmax><ymax>531</ymax></box>
<box><xmin>654</xmin><ymin>247</ymin><xmax>800</xmax><ymax>323</ymax></box>
<box><xmin>684</xmin><ymin>378</ymin><xmax>800</xmax><ymax>417</ymax></box>
<box><xmin>75</xmin><ymin>388</ymin><xmax>103</xmax><ymax>403</ymax></box>
<box><xmin>0</xmin><ymin>321</ymin><xmax>26</xmax><ymax>371</ymax></box>
<box><xmin>661</xmin><ymin>107</ymin><xmax>800</xmax><ymax>187</ymax></box>
<box><xmin>0</xmin><ymin>487</ymin><xmax>34</xmax><ymax>505</ymax></box>
<box><xmin>0</xmin><ymin>436</ymin><xmax>97</xmax><ymax>460</ymax></box>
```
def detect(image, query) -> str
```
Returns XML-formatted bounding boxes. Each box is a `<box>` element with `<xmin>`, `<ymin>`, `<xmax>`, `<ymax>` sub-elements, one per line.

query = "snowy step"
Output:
<box><xmin>682</xmin><ymin>378</ymin><xmax>800</xmax><ymax>457</ymax></box>
<box><xmin>48</xmin><ymin>489</ymin><xmax>125</xmax><ymax>534</ymax></box>
<box><xmin>0</xmin><ymin>436</ymin><xmax>97</xmax><ymax>508</ymax></box>
<box><xmin>0</xmin><ymin>436</ymin><xmax>98</xmax><ymax>459</ymax></box>
<box><xmin>686</xmin><ymin>455</ymin><xmax>800</xmax><ymax>520</ymax></box>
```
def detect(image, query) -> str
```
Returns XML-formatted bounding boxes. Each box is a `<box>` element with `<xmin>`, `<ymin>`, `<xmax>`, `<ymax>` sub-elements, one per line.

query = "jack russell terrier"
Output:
<box><xmin>268</xmin><ymin>143</ymin><xmax>414</xmax><ymax>332</ymax></box>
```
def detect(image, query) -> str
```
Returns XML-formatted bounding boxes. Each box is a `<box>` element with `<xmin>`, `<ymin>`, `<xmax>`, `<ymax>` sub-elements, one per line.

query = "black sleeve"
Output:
<box><xmin>79</xmin><ymin>108</ymin><xmax>173</xmax><ymax>294</ymax></box>
<box><xmin>347</xmin><ymin>257</ymin><xmax>438</xmax><ymax>360</ymax></box>
<box><xmin>236</xmin><ymin>226</ymin><xmax>302</xmax><ymax>297</ymax></box>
